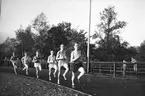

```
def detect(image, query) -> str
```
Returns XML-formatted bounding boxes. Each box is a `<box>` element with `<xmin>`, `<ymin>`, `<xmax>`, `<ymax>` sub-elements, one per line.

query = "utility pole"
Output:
<box><xmin>0</xmin><ymin>0</ymin><xmax>2</xmax><ymax>17</ymax></box>
<box><xmin>87</xmin><ymin>0</ymin><xmax>92</xmax><ymax>73</ymax></box>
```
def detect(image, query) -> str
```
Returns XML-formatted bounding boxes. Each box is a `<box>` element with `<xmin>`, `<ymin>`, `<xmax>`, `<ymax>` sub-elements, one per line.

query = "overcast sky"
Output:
<box><xmin>0</xmin><ymin>0</ymin><xmax>145</xmax><ymax>46</ymax></box>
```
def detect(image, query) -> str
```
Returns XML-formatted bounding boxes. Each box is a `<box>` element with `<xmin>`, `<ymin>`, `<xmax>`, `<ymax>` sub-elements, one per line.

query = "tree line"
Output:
<box><xmin>0</xmin><ymin>6</ymin><xmax>145</xmax><ymax>62</ymax></box>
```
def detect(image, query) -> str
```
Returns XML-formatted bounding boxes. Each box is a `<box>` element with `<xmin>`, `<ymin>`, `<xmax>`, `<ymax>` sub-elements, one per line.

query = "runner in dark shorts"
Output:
<box><xmin>70</xmin><ymin>58</ymin><xmax>83</xmax><ymax>73</ymax></box>
<box><xmin>70</xmin><ymin>43</ymin><xmax>85</xmax><ymax>88</ymax></box>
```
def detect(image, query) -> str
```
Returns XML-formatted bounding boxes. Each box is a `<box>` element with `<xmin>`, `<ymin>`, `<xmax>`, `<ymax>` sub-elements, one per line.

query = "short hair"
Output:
<box><xmin>74</xmin><ymin>43</ymin><xmax>78</xmax><ymax>45</ymax></box>
<box><xmin>60</xmin><ymin>44</ymin><xmax>64</xmax><ymax>47</ymax></box>
<box><xmin>50</xmin><ymin>50</ymin><xmax>54</xmax><ymax>53</ymax></box>
<box><xmin>24</xmin><ymin>51</ymin><xmax>27</xmax><ymax>54</ymax></box>
<box><xmin>74</xmin><ymin>43</ymin><xmax>79</xmax><ymax>47</ymax></box>
<box><xmin>36</xmin><ymin>50</ymin><xmax>40</xmax><ymax>53</ymax></box>
<box><xmin>36</xmin><ymin>50</ymin><xmax>40</xmax><ymax>54</ymax></box>
<box><xmin>13</xmin><ymin>52</ymin><xmax>15</xmax><ymax>55</ymax></box>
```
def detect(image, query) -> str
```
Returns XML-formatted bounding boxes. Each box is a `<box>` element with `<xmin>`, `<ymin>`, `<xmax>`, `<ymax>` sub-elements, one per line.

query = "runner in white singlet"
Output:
<box><xmin>47</xmin><ymin>51</ymin><xmax>57</xmax><ymax>81</ymax></box>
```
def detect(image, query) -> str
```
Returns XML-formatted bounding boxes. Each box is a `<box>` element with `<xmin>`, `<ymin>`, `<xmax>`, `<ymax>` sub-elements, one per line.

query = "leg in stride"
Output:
<box><xmin>63</xmin><ymin>63</ymin><xmax>69</xmax><ymax>80</ymax></box>
<box><xmin>26</xmin><ymin>65</ymin><xmax>28</xmax><ymax>75</ymax></box>
<box><xmin>57</xmin><ymin>63</ymin><xmax>61</xmax><ymax>84</ymax></box>
<box><xmin>78</xmin><ymin>67</ymin><xmax>85</xmax><ymax>83</ymax></box>
<box><xmin>12</xmin><ymin>62</ymin><xmax>17</xmax><ymax>75</ymax></box>
<box><xmin>53</xmin><ymin>65</ymin><xmax>57</xmax><ymax>77</ymax></box>
<box><xmin>14</xmin><ymin>64</ymin><xmax>17</xmax><ymax>75</ymax></box>
<box><xmin>49</xmin><ymin>66</ymin><xmax>52</xmax><ymax>80</ymax></box>
<box><xmin>71</xmin><ymin>72</ymin><xmax>75</xmax><ymax>88</ymax></box>
<box><xmin>36</xmin><ymin>67</ymin><xmax>39</xmax><ymax>78</ymax></box>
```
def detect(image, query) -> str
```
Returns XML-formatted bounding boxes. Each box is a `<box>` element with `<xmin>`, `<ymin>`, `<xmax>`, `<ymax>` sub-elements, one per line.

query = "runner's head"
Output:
<box><xmin>50</xmin><ymin>50</ymin><xmax>54</xmax><ymax>55</ymax></box>
<box><xmin>24</xmin><ymin>52</ymin><xmax>28</xmax><ymax>56</ymax></box>
<box><xmin>60</xmin><ymin>44</ymin><xmax>64</xmax><ymax>51</ymax></box>
<box><xmin>36</xmin><ymin>50</ymin><xmax>39</xmax><ymax>56</ymax></box>
<box><xmin>12</xmin><ymin>52</ymin><xmax>15</xmax><ymax>56</ymax></box>
<box><xmin>131</xmin><ymin>57</ymin><xmax>135</xmax><ymax>60</ymax></box>
<box><xmin>74</xmin><ymin>43</ymin><xmax>79</xmax><ymax>50</ymax></box>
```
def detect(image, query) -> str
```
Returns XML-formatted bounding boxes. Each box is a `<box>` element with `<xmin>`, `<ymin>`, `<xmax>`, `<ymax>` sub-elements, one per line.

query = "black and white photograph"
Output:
<box><xmin>0</xmin><ymin>0</ymin><xmax>145</xmax><ymax>96</ymax></box>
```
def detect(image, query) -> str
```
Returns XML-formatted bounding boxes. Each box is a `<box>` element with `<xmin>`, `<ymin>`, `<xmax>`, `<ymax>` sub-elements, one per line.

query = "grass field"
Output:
<box><xmin>0</xmin><ymin>73</ymin><xmax>90</xmax><ymax>96</ymax></box>
<box><xmin>0</xmin><ymin>67</ymin><xmax>145</xmax><ymax>96</ymax></box>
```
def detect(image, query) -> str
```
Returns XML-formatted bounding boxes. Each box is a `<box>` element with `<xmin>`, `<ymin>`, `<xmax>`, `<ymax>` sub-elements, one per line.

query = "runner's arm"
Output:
<box><xmin>32</xmin><ymin>57</ymin><xmax>36</xmax><ymax>63</ymax></box>
<box><xmin>56</xmin><ymin>51</ymin><xmax>60</xmax><ymax>60</ymax></box>
<box><xmin>47</xmin><ymin>56</ymin><xmax>50</xmax><ymax>63</ymax></box>
<box><xmin>10</xmin><ymin>56</ymin><xmax>13</xmax><ymax>61</ymax></box>
<box><xmin>21</xmin><ymin>57</ymin><xmax>24</xmax><ymax>64</ymax></box>
<box><xmin>64</xmin><ymin>51</ymin><xmax>67</xmax><ymax>59</ymax></box>
<box><xmin>70</xmin><ymin>52</ymin><xmax>75</xmax><ymax>63</ymax></box>
<box><xmin>54</xmin><ymin>56</ymin><xmax>57</xmax><ymax>63</ymax></box>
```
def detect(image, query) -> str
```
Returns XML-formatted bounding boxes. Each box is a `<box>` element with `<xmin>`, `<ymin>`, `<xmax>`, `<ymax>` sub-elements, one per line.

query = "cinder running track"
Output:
<box><xmin>0</xmin><ymin>67</ymin><xmax>144</xmax><ymax>96</ymax></box>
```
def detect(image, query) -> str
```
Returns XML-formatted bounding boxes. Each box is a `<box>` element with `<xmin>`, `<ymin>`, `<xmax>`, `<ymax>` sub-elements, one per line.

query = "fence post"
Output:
<box><xmin>90</xmin><ymin>61</ymin><xmax>92</xmax><ymax>73</ymax></box>
<box><xmin>110</xmin><ymin>64</ymin><xmax>112</xmax><ymax>74</ymax></box>
<box><xmin>113</xmin><ymin>62</ymin><xmax>116</xmax><ymax>77</ymax></box>
<box><xmin>99</xmin><ymin>63</ymin><xmax>101</xmax><ymax>73</ymax></box>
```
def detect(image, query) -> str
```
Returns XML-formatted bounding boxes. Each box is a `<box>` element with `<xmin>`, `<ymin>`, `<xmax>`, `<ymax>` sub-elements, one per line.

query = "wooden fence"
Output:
<box><xmin>89</xmin><ymin>62</ymin><xmax>145</xmax><ymax>77</ymax></box>
<box><xmin>1</xmin><ymin>60</ymin><xmax>145</xmax><ymax>77</ymax></box>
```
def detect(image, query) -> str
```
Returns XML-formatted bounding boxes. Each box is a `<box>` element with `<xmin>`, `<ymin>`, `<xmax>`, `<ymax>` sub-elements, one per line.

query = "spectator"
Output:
<box><xmin>131</xmin><ymin>57</ymin><xmax>137</xmax><ymax>74</ymax></box>
<box><xmin>123</xmin><ymin>60</ymin><xmax>127</xmax><ymax>76</ymax></box>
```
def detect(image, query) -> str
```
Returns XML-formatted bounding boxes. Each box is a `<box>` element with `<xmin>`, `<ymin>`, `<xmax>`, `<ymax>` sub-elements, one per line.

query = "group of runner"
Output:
<box><xmin>10</xmin><ymin>43</ymin><xmax>85</xmax><ymax>88</ymax></box>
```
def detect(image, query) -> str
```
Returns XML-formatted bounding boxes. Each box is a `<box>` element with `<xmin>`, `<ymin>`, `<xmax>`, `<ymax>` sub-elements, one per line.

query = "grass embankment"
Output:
<box><xmin>0</xmin><ymin>73</ymin><xmax>91</xmax><ymax>96</ymax></box>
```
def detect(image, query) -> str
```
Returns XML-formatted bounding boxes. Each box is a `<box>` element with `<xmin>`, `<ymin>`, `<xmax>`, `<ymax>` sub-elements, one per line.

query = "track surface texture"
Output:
<box><xmin>0</xmin><ymin>67</ymin><xmax>145</xmax><ymax>96</ymax></box>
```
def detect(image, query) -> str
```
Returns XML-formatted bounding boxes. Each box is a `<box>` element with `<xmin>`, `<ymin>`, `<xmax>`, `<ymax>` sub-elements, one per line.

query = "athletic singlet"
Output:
<box><xmin>71</xmin><ymin>50</ymin><xmax>81</xmax><ymax>62</ymax></box>
<box><xmin>131</xmin><ymin>59</ymin><xmax>137</xmax><ymax>63</ymax></box>
<box><xmin>72</xmin><ymin>51</ymin><xmax>81</xmax><ymax>59</ymax></box>
<box><xmin>33</xmin><ymin>56</ymin><xmax>41</xmax><ymax>63</ymax></box>
<box><xmin>47</xmin><ymin>55</ymin><xmax>56</xmax><ymax>63</ymax></box>
<box><xmin>10</xmin><ymin>56</ymin><xmax>17</xmax><ymax>61</ymax></box>
<box><xmin>21</xmin><ymin>56</ymin><xmax>31</xmax><ymax>64</ymax></box>
<box><xmin>57</xmin><ymin>50</ymin><xmax>66</xmax><ymax>60</ymax></box>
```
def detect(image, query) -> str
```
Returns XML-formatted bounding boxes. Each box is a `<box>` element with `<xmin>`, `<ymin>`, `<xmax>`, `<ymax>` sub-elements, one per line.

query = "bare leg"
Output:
<box><xmin>57</xmin><ymin>62</ymin><xmax>61</xmax><ymax>84</ymax></box>
<box><xmin>135</xmin><ymin>65</ymin><xmax>137</xmax><ymax>72</ymax></box>
<box><xmin>26</xmin><ymin>67</ymin><xmax>28</xmax><ymax>75</ymax></box>
<box><xmin>78</xmin><ymin>67</ymin><xmax>85</xmax><ymax>82</ymax></box>
<box><xmin>12</xmin><ymin>62</ymin><xmax>17</xmax><ymax>75</ymax></box>
<box><xmin>63</xmin><ymin>63</ymin><xmax>69</xmax><ymax>80</ymax></box>
<box><xmin>134</xmin><ymin>64</ymin><xmax>137</xmax><ymax>75</ymax></box>
<box><xmin>49</xmin><ymin>66</ymin><xmax>52</xmax><ymax>80</ymax></box>
<box><xmin>36</xmin><ymin>67</ymin><xmax>39</xmax><ymax>78</ymax></box>
<box><xmin>39</xmin><ymin>64</ymin><xmax>42</xmax><ymax>71</ymax></box>
<box><xmin>22</xmin><ymin>66</ymin><xmax>26</xmax><ymax>71</ymax></box>
<box><xmin>25</xmin><ymin>65</ymin><xmax>28</xmax><ymax>75</ymax></box>
<box><xmin>123</xmin><ymin>67</ymin><xmax>126</xmax><ymax>77</ymax></box>
<box><xmin>123</xmin><ymin>70</ymin><xmax>125</xmax><ymax>76</ymax></box>
<box><xmin>135</xmin><ymin>65</ymin><xmax>137</xmax><ymax>75</ymax></box>
<box><xmin>14</xmin><ymin>65</ymin><xmax>17</xmax><ymax>75</ymax></box>
<box><xmin>71</xmin><ymin>72</ymin><xmax>75</xmax><ymax>88</ymax></box>
<box><xmin>53</xmin><ymin>65</ymin><xmax>57</xmax><ymax>77</ymax></box>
